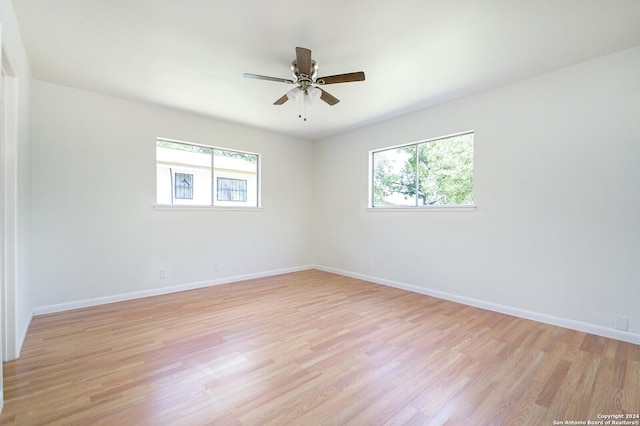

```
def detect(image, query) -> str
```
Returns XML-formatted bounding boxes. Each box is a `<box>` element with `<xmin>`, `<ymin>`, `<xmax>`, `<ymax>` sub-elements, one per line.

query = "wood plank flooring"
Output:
<box><xmin>1</xmin><ymin>270</ymin><xmax>638</xmax><ymax>425</ymax></box>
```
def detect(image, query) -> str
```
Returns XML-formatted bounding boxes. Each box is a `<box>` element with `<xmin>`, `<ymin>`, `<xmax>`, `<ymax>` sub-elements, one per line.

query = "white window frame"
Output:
<box><xmin>154</xmin><ymin>138</ymin><xmax>262</xmax><ymax>211</ymax></box>
<box><xmin>368</xmin><ymin>131</ymin><xmax>476</xmax><ymax>212</ymax></box>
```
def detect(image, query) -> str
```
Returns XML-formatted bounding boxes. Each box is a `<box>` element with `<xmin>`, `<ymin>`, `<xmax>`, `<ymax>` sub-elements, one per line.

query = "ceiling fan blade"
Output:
<box><xmin>243</xmin><ymin>73</ymin><xmax>294</xmax><ymax>84</ymax></box>
<box><xmin>317</xmin><ymin>71</ymin><xmax>366</xmax><ymax>85</ymax></box>
<box><xmin>296</xmin><ymin>47</ymin><xmax>312</xmax><ymax>77</ymax></box>
<box><xmin>273</xmin><ymin>94</ymin><xmax>288</xmax><ymax>105</ymax></box>
<box><xmin>320</xmin><ymin>89</ymin><xmax>340</xmax><ymax>106</ymax></box>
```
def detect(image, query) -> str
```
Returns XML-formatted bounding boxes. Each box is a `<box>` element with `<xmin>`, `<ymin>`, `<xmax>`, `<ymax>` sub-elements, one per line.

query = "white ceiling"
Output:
<box><xmin>11</xmin><ymin>0</ymin><xmax>640</xmax><ymax>140</ymax></box>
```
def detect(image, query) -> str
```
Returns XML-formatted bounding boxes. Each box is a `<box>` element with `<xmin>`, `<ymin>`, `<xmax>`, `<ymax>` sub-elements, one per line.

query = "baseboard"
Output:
<box><xmin>15</xmin><ymin>309</ymin><xmax>34</xmax><ymax>358</ymax></box>
<box><xmin>31</xmin><ymin>264</ymin><xmax>640</xmax><ymax>345</ymax></box>
<box><xmin>33</xmin><ymin>265</ymin><xmax>314</xmax><ymax>316</ymax></box>
<box><xmin>314</xmin><ymin>265</ymin><xmax>640</xmax><ymax>345</ymax></box>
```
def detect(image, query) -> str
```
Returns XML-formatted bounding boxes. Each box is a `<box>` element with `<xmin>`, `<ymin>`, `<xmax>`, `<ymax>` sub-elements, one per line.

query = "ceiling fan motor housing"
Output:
<box><xmin>291</xmin><ymin>60</ymin><xmax>318</xmax><ymax>82</ymax></box>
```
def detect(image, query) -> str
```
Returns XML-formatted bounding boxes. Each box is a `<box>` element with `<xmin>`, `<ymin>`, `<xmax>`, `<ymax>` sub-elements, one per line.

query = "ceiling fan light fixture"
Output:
<box><xmin>286</xmin><ymin>87</ymin><xmax>301</xmax><ymax>101</ymax></box>
<box><xmin>307</xmin><ymin>86</ymin><xmax>322</xmax><ymax>101</ymax></box>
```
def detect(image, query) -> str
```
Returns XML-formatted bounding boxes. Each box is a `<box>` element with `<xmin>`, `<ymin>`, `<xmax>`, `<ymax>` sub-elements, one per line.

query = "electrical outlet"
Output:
<box><xmin>216</xmin><ymin>262</ymin><xmax>223</xmax><ymax>272</ymax></box>
<box><xmin>160</xmin><ymin>270</ymin><xmax>166</xmax><ymax>279</ymax></box>
<box><xmin>614</xmin><ymin>316</ymin><xmax>629</xmax><ymax>331</ymax></box>
<box><xmin>368</xmin><ymin>260</ymin><xmax>374</xmax><ymax>270</ymax></box>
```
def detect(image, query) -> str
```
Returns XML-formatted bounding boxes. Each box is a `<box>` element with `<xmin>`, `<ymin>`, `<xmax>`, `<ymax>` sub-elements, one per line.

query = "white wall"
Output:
<box><xmin>313</xmin><ymin>46</ymin><xmax>640</xmax><ymax>342</ymax></box>
<box><xmin>31</xmin><ymin>80</ymin><xmax>314</xmax><ymax>308</ymax></box>
<box><xmin>0</xmin><ymin>0</ymin><xmax>32</xmax><ymax>360</ymax></box>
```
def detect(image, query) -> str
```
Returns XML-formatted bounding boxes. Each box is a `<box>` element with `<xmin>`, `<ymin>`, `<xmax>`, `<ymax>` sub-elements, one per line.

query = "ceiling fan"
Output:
<box><xmin>243</xmin><ymin>47</ymin><xmax>365</xmax><ymax>119</ymax></box>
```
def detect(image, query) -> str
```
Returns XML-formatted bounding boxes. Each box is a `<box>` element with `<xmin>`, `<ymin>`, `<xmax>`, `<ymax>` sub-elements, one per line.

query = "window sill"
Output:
<box><xmin>154</xmin><ymin>205</ymin><xmax>263</xmax><ymax>212</ymax></box>
<box><xmin>367</xmin><ymin>205</ymin><xmax>476</xmax><ymax>213</ymax></box>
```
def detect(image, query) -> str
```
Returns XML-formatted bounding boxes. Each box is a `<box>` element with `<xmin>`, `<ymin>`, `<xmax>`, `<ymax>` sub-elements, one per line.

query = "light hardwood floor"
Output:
<box><xmin>1</xmin><ymin>270</ymin><xmax>638</xmax><ymax>425</ymax></box>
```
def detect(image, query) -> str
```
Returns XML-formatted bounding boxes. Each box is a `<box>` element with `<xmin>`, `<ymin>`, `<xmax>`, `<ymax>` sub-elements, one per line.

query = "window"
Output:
<box><xmin>217</xmin><ymin>177</ymin><xmax>247</xmax><ymax>202</ymax></box>
<box><xmin>371</xmin><ymin>132</ymin><xmax>473</xmax><ymax>208</ymax></box>
<box><xmin>156</xmin><ymin>139</ymin><xmax>259</xmax><ymax>207</ymax></box>
<box><xmin>174</xmin><ymin>173</ymin><xmax>194</xmax><ymax>200</ymax></box>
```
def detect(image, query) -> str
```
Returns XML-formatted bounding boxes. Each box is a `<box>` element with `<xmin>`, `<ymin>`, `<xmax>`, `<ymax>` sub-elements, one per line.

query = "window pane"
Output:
<box><xmin>372</xmin><ymin>132</ymin><xmax>474</xmax><ymax>208</ymax></box>
<box><xmin>372</xmin><ymin>146</ymin><xmax>417</xmax><ymax>207</ymax></box>
<box><xmin>156</xmin><ymin>141</ymin><xmax>212</xmax><ymax>205</ymax></box>
<box><xmin>213</xmin><ymin>149</ymin><xmax>258</xmax><ymax>207</ymax></box>
<box><xmin>417</xmin><ymin>134</ymin><xmax>473</xmax><ymax>206</ymax></box>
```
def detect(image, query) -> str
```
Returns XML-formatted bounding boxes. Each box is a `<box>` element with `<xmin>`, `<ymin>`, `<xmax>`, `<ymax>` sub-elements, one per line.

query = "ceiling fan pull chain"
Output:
<box><xmin>303</xmin><ymin>94</ymin><xmax>307</xmax><ymax>121</ymax></box>
<box><xmin>298</xmin><ymin>94</ymin><xmax>303</xmax><ymax>119</ymax></box>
